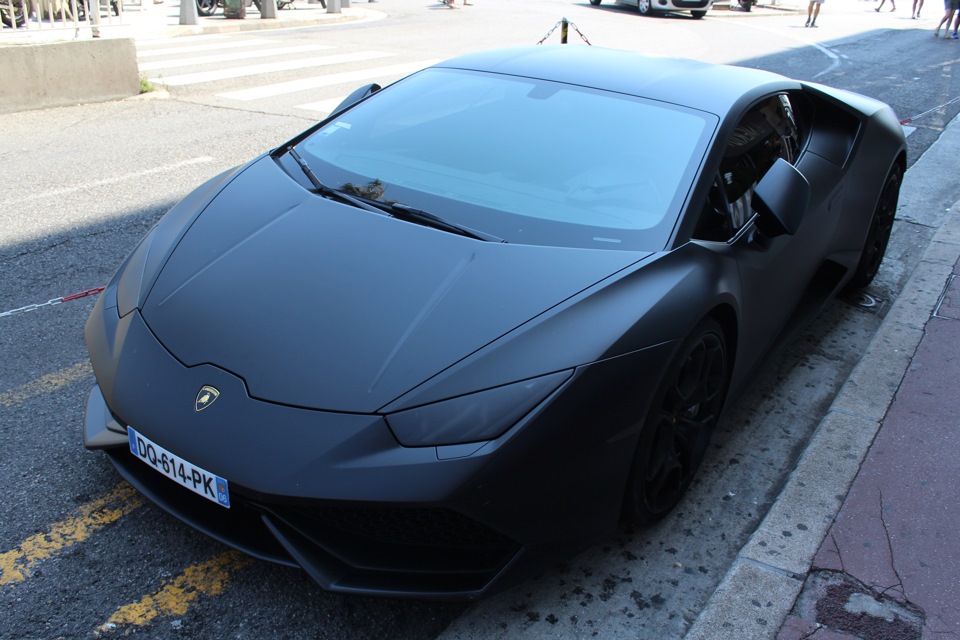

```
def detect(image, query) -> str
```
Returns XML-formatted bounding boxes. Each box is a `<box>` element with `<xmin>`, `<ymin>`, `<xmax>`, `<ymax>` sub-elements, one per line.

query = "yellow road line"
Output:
<box><xmin>0</xmin><ymin>483</ymin><xmax>144</xmax><ymax>586</ymax></box>
<box><xmin>98</xmin><ymin>551</ymin><xmax>255</xmax><ymax>634</ymax></box>
<box><xmin>0</xmin><ymin>361</ymin><xmax>93</xmax><ymax>408</ymax></box>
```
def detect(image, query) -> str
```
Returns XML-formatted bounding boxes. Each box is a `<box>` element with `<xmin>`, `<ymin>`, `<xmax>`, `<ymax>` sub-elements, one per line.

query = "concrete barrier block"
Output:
<box><xmin>0</xmin><ymin>38</ymin><xmax>139</xmax><ymax>114</ymax></box>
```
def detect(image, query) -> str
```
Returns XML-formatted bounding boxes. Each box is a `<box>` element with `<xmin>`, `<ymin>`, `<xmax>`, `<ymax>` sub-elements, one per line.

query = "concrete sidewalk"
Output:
<box><xmin>127</xmin><ymin>0</ymin><xmax>383</xmax><ymax>40</ymax></box>
<box><xmin>0</xmin><ymin>0</ymin><xmax>382</xmax><ymax>43</ymax></box>
<box><xmin>687</xmin><ymin>114</ymin><xmax>960</xmax><ymax>639</ymax></box>
<box><xmin>780</xmin><ymin>265</ymin><xmax>960</xmax><ymax>638</ymax></box>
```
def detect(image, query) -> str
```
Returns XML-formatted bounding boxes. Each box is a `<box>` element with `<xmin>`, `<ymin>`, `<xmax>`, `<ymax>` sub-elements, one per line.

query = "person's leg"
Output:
<box><xmin>935</xmin><ymin>3</ymin><xmax>952</xmax><ymax>34</ymax></box>
<box><xmin>944</xmin><ymin>3</ymin><xmax>958</xmax><ymax>32</ymax></box>
<box><xmin>811</xmin><ymin>2</ymin><xmax>820</xmax><ymax>25</ymax></box>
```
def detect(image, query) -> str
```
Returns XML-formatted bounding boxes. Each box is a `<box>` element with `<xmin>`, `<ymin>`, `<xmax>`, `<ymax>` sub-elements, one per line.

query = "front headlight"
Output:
<box><xmin>385</xmin><ymin>370</ymin><xmax>571</xmax><ymax>447</ymax></box>
<box><xmin>115</xmin><ymin>225</ymin><xmax>159</xmax><ymax>317</ymax></box>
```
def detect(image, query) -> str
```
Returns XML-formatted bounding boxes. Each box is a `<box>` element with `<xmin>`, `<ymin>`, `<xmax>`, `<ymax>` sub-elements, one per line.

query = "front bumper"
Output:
<box><xmin>661</xmin><ymin>0</ymin><xmax>712</xmax><ymax>9</ymax></box>
<box><xmin>84</xmin><ymin>295</ymin><xmax>676</xmax><ymax>599</ymax></box>
<box><xmin>91</xmin><ymin>388</ymin><xmax>523</xmax><ymax>598</ymax></box>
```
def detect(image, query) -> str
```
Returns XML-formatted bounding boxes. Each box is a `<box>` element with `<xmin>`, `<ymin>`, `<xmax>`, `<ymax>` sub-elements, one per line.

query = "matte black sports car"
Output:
<box><xmin>84</xmin><ymin>45</ymin><xmax>905</xmax><ymax>600</ymax></box>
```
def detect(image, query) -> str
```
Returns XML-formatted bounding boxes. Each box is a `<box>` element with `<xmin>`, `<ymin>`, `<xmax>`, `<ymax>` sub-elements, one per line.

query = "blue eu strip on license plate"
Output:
<box><xmin>128</xmin><ymin>426</ymin><xmax>230</xmax><ymax>508</ymax></box>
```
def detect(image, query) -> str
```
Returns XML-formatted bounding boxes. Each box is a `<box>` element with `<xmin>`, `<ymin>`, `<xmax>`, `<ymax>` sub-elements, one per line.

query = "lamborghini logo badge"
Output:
<box><xmin>195</xmin><ymin>385</ymin><xmax>220</xmax><ymax>412</ymax></box>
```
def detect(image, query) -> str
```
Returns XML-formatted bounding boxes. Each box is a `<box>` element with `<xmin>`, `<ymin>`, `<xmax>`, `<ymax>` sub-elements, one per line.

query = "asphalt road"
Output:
<box><xmin>2</xmin><ymin>1</ymin><xmax>959</xmax><ymax>638</ymax></box>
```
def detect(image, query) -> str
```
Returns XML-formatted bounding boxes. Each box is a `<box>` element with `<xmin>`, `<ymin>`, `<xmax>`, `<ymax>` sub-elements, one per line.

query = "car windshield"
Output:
<box><xmin>298</xmin><ymin>67</ymin><xmax>716</xmax><ymax>251</ymax></box>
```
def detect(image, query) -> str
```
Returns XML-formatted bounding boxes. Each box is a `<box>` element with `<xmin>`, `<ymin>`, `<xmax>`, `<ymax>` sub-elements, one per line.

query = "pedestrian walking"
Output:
<box><xmin>805</xmin><ymin>0</ymin><xmax>823</xmax><ymax>26</ymax></box>
<box><xmin>875</xmin><ymin>0</ymin><xmax>895</xmax><ymax>10</ymax></box>
<box><xmin>934</xmin><ymin>0</ymin><xmax>959</xmax><ymax>35</ymax></box>
<box><xmin>911</xmin><ymin>0</ymin><xmax>924</xmax><ymax>17</ymax></box>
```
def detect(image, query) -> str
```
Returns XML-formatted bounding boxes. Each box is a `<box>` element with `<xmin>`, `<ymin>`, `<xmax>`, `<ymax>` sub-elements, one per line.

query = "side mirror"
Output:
<box><xmin>329</xmin><ymin>83</ymin><xmax>381</xmax><ymax>117</ymax></box>
<box><xmin>752</xmin><ymin>158</ymin><xmax>810</xmax><ymax>237</ymax></box>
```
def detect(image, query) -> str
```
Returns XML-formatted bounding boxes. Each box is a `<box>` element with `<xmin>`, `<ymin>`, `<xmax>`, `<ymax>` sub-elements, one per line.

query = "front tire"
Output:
<box><xmin>589</xmin><ymin>0</ymin><xmax>601</xmax><ymax>5</ymax></box>
<box><xmin>691</xmin><ymin>9</ymin><xmax>706</xmax><ymax>17</ymax></box>
<box><xmin>848</xmin><ymin>164</ymin><xmax>901</xmax><ymax>289</ymax></box>
<box><xmin>637</xmin><ymin>0</ymin><xmax>654</xmax><ymax>14</ymax></box>
<box><xmin>622</xmin><ymin>317</ymin><xmax>728</xmax><ymax>524</ymax></box>
<box><xmin>1</xmin><ymin>0</ymin><xmax>26</xmax><ymax>26</ymax></box>
<box><xmin>196</xmin><ymin>0</ymin><xmax>218</xmax><ymax>15</ymax></box>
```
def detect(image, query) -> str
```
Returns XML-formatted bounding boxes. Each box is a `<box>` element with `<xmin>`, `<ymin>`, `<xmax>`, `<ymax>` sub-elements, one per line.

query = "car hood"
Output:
<box><xmin>140</xmin><ymin>157</ymin><xmax>644</xmax><ymax>413</ymax></box>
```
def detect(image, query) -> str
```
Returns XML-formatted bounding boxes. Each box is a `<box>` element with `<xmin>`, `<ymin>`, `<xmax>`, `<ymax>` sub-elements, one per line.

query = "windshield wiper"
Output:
<box><xmin>390</xmin><ymin>203</ymin><xmax>505</xmax><ymax>243</ymax></box>
<box><xmin>288</xmin><ymin>148</ymin><xmax>387</xmax><ymax>216</ymax></box>
<box><xmin>288</xmin><ymin>148</ymin><xmax>504</xmax><ymax>243</ymax></box>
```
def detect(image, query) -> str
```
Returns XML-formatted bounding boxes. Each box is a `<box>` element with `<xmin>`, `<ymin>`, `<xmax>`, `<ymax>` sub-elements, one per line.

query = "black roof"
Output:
<box><xmin>435</xmin><ymin>45</ymin><xmax>798</xmax><ymax>118</ymax></box>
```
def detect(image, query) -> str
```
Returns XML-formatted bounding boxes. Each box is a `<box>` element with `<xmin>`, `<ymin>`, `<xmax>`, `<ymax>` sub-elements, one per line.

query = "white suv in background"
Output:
<box><xmin>589</xmin><ymin>0</ymin><xmax>714</xmax><ymax>19</ymax></box>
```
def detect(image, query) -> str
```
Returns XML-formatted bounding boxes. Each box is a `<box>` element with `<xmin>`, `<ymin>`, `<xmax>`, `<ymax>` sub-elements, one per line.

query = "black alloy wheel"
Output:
<box><xmin>623</xmin><ymin>317</ymin><xmax>728</xmax><ymax>524</ymax></box>
<box><xmin>848</xmin><ymin>164</ymin><xmax>902</xmax><ymax>289</ymax></box>
<box><xmin>196</xmin><ymin>0</ymin><xmax>218</xmax><ymax>16</ymax></box>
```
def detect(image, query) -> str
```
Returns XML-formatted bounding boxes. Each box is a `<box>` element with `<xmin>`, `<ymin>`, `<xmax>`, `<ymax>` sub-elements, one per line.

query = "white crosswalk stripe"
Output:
<box><xmin>137</xmin><ymin>38</ymin><xmax>282</xmax><ymax>58</ymax></box>
<box><xmin>134</xmin><ymin>34</ymin><xmax>437</xmax><ymax>114</ymax></box>
<box><xmin>138</xmin><ymin>45</ymin><xmax>335</xmax><ymax>72</ymax></box>
<box><xmin>151</xmin><ymin>51</ymin><xmax>397</xmax><ymax>86</ymax></box>
<box><xmin>136</xmin><ymin>34</ymin><xmax>235</xmax><ymax>46</ymax></box>
<box><xmin>218</xmin><ymin>59</ymin><xmax>441</xmax><ymax>100</ymax></box>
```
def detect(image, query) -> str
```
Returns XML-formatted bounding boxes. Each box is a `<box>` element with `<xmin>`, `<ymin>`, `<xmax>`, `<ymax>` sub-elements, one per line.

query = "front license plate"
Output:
<box><xmin>127</xmin><ymin>426</ymin><xmax>230</xmax><ymax>508</ymax></box>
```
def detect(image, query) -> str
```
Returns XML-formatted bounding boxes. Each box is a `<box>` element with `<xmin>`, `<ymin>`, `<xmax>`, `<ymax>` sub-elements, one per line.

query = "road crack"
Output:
<box><xmin>876</xmin><ymin>487</ymin><xmax>906</xmax><ymax>600</ymax></box>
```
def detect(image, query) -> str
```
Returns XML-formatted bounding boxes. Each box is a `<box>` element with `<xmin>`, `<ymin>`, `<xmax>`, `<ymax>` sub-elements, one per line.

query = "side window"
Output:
<box><xmin>694</xmin><ymin>94</ymin><xmax>800</xmax><ymax>242</ymax></box>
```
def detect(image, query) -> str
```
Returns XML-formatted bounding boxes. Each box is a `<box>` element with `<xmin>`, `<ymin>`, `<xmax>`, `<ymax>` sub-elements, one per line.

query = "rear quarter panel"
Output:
<box><xmin>799</xmin><ymin>82</ymin><xmax>907</xmax><ymax>270</ymax></box>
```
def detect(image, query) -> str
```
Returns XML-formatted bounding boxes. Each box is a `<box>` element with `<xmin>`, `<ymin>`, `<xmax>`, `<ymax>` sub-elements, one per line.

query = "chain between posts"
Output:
<box><xmin>0</xmin><ymin>287</ymin><xmax>105</xmax><ymax>319</ymax></box>
<box><xmin>536</xmin><ymin>18</ymin><xmax>592</xmax><ymax>46</ymax></box>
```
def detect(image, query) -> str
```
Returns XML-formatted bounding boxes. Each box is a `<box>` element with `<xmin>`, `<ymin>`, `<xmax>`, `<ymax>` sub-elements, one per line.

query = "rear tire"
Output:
<box><xmin>622</xmin><ymin>317</ymin><xmax>728</xmax><ymax>524</ymax></box>
<box><xmin>691</xmin><ymin>9</ymin><xmax>706</xmax><ymax>17</ymax></box>
<box><xmin>589</xmin><ymin>0</ymin><xmax>601</xmax><ymax>4</ymax></box>
<box><xmin>848</xmin><ymin>164</ymin><xmax>901</xmax><ymax>290</ymax></box>
<box><xmin>637</xmin><ymin>0</ymin><xmax>654</xmax><ymax>14</ymax></box>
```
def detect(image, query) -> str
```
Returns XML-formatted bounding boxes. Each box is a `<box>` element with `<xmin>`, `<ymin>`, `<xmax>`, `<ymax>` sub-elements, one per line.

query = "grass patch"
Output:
<box><xmin>139</xmin><ymin>76</ymin><xmax>157</xmax><ymax>94</ymax></box>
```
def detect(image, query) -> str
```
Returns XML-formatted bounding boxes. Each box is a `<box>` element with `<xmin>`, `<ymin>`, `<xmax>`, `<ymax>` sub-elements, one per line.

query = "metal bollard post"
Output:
<box><xmin>179</xmin><ymin>0</ymin><xmax>199</xmax><ymax>24</ymax></box>
<box><xmin>261</xmin><ymin>0</ymin><xmax>276</xmax><ymax>18</ymax></box>
<box><xmin>90</xmin><ymin>0</ymin><xmax>102</xmax><ymax>34</ymax></box>
<box><xmin>560</xmin><ymin>18</ymin><xmax>568</xmax><ymax>44</ymax></box>
<box><xmin>325</xmin><ymin>0</ymin><xmax>339</xmax><ymax>11</ymax></box>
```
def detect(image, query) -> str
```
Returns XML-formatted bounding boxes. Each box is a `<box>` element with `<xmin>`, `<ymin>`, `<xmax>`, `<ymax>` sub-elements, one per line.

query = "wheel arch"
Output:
<box><xmin>702</xmin><ymin>303</ymin><xmax>739</xmax><ymax>399</ymax></box>
<box><xmin>705</xmin><ymin>303</ymin><xmax>738</xmax><ymax>372</ymax></box>
<box><xmin>893</xmin><ymin>150</ymin><xmax>907</xmax><ymax>183</ymax></box>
